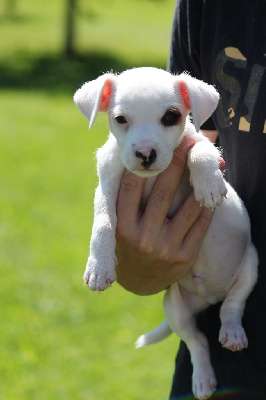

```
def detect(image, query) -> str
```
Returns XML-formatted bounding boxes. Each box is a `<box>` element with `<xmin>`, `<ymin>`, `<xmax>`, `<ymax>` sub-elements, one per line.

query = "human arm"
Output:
<box><xmin>202</xmin><ymin>130</ymin><xmax>218</xmax><ymax>143</ymax></box>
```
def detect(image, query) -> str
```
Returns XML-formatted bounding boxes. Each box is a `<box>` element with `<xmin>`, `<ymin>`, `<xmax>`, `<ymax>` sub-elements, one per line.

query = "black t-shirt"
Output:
<box><xmin>168</xmin><ymin>0</ymin><xmax>266</xmax><ymax>398</ymax></box>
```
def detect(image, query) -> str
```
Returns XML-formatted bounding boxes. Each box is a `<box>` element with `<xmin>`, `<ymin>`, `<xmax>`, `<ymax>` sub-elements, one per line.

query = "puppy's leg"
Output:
<box><xmin>219</xmin><ymin>242</ymin><xmax>258</xmax><ymax>351</ymax></box>
<box><xmin>84</xmin><ymin>136</ymin><xmax>124</xmax><ymax>292</ymax></box>
<box><xmin>164</xmin><ymin>283</ymin><xmax>217</xmax><ymax>400</ymax></box>
<box><xmin>187</xmin><ymin>138</ymin><xmax>227</xmax><ymax>209</ymax></box>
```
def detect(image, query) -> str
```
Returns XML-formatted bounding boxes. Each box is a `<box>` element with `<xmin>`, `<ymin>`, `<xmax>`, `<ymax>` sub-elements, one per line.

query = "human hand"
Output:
<box><xmin>115</xmin><ymin>136</ymin><xmax>215</xmax><ymax>295</ymax></box>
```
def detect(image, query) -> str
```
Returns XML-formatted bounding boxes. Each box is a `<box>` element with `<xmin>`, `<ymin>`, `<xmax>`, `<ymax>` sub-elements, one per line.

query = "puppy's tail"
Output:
<box><xmin>135</xmin><ymin>319</ymin><xmax>172</xmax><ymax>348</ymax></box>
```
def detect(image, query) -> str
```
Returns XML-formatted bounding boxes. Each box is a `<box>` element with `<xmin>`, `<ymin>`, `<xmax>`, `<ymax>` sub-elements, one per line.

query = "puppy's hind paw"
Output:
<box><xmin>192</xmin><ymin>366</ymin><xmax>217</xmax><ymax>400</ymax></box>
<box><xmin>219</xmin><ymin>324</ymin><xmax>248</xmax><ymax>351</ymax></box>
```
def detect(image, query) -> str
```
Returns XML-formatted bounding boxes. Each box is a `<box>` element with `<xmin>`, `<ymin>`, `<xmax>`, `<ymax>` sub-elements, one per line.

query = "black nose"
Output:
<box><xmin>135</xmin><ymin>149</ymin><xmax>157</xmax><ymax>169</ymax></box>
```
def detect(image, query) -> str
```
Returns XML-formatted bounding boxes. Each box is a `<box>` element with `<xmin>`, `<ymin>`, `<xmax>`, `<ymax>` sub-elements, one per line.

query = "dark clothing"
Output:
<box><xmin>168</xmin><ymin>0</ymin><xmax>266</xmax><ymax>398</ymax></box>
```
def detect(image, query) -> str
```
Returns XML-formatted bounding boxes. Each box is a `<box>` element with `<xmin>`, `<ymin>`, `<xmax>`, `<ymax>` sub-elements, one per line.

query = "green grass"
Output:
<box><xmin>0</xmin><ymin>0</ymin><xmax>180</xmax><ymax>399</ymax></box>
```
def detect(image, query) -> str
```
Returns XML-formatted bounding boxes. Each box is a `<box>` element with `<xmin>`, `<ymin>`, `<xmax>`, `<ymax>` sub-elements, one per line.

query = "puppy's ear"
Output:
<box><xmin>176</xmin><ymin>74</ymin><xmax>219</xmax><ymax>132</ymax></box>
<box><xmin>74</xmin><ymin>73</ymin><xmax>115</xmax><ymax>129</ymax></box>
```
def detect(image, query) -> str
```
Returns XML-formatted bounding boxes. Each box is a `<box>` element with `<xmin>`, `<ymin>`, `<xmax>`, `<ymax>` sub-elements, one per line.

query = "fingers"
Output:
<box><xmin>116</xmin><ymin>170</ymin><xmax>145</xmax><ymax>232</ymax></box>
<box><xmin>179</xmin><ymin>206</ymin><xmax>214</xmax><ymax>258</ymax></box>
<box><xmin>167</xmin><ymin>191</ymin><xmax>203</xmax><ymax>244</ymax></box>
<box><xmin>164</xmin><ymin>188</ymin><xmax>214</xmax><ymax>260</ymax></box>
<box><xmin>141</xmin><ymin>136</ymin><xmax>196</xmax><ymax>234</ymax></box>
<box><xmin>219</xmin><ymin>157</ymin><xmax>225</xmax><ymax>172</ymax></box>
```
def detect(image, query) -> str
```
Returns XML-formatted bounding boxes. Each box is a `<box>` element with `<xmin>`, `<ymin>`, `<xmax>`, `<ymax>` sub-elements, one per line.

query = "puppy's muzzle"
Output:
<box><xmin>135</xmin><ymin>148</ymin><xmax>157</xmax><ymax>169</ymax></box>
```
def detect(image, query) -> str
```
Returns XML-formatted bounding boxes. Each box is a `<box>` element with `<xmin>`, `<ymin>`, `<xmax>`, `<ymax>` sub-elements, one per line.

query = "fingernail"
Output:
<box><xmin>180</xmin><ymin>136</ymin><xmax>195</xmax><ymax>152</ymax></box>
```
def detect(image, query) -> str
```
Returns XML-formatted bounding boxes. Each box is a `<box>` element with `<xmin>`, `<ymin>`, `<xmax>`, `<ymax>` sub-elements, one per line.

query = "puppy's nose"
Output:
<box><xmin>135</xmin><ymin>148</ymin><xmax>157</xmax><ymax>169</ymax></box>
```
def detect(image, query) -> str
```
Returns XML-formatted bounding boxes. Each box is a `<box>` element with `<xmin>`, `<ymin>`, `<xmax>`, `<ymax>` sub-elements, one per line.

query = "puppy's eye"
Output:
<box><xmin>161</xmin><ymin>110</ymin><xmax>181</xmax><ymax>127</ymax></box>
<box><xmin>115</xmin><ymin>116</ymin><xmax>127</xmax><ymax>124</ymax></box>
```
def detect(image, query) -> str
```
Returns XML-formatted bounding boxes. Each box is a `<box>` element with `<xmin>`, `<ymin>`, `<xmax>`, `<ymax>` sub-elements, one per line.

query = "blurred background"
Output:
<box><xmin>0</xmin><ymin>0</ymin><xmax>180</xmax><ymax>399</ymax></box>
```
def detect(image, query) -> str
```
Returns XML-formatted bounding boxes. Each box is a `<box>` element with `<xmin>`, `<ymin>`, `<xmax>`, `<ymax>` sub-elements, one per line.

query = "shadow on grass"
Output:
<box><xmin>0</xmin><ymin>52</ymin><xmax>166</xmax><ymax>94</ymax></box>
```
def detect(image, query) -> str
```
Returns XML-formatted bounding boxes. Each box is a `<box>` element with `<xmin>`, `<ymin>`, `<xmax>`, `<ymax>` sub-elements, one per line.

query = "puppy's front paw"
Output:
<box><xmin>190</xmin><ymin>170</ymin><xmax>227</xmax><ymax>209</ymax></box>
<box><xmin>219</xmin><ymin>323</ymin><xmax>248</xmax><ymax>351</ymax></box>
<box><xmin>83</xmin><ymin>256</ymin><xmax>117</xmax><ymax>292</ymax></box>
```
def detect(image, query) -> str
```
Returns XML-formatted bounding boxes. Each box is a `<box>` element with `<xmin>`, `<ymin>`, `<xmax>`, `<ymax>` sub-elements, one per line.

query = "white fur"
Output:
<box><xmin>74</xmin><ymin>67</ymin><xmax>258</xmax><ymax>400</ymax></box>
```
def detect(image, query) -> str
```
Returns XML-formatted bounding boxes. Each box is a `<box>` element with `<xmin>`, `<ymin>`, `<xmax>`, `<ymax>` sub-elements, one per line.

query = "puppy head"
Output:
<box><xmin>74</xmin><ymin>67</ymin><xmax>219</xmax><ymax>177</ymax></box>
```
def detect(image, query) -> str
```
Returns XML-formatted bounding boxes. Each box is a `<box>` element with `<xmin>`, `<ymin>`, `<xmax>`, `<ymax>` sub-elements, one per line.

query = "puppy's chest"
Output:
<box><xmin>140</xmin><ymin>168</ymin><xmax>192</xmax><ymax>217</ymax></box>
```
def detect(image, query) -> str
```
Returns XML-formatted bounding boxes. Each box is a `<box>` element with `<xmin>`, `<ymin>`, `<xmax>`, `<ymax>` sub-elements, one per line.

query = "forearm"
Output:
<box><xmin>202</xmin><ymin>130</ymin><xmax>218</xmax><ymax>143</ymax></box>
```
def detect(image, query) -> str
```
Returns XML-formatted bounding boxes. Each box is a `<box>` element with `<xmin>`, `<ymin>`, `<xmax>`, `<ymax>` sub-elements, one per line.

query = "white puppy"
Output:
<box><xmin>74</xmin><ymin>67</ymin><xmax>258</xmax><ymax>400</ymax></box>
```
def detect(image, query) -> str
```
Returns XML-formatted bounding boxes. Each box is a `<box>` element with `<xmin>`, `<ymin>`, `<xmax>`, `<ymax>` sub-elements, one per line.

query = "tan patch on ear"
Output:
<box><xmin>179</xmin><ymin>81</ymin><xmax>191</xmax><ymax>110</ymax></box>
<box><xmin>100</xmin><ymin>79</ymin><xmax>112</xmax><ymax>111</ymax></box>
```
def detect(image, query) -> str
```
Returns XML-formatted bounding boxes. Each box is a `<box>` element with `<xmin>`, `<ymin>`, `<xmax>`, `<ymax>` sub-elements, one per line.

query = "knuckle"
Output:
<box><xmin>177</xmin><ymin>248</ymin><xmax>192</xmax><ymax>264</ymax></box>
<box><xmin>171</xmin><ymin>148</ymin><xmax>188</xmax><ymax>169</ymax></box>
<box><xmin>138</xmin><ymin>237</ymin><xmax>154</xmax><ymax>255</ymax></box>
<box><xmin>157</xmin><ymin>245</ymin><xmax>173</xmax><ymax>263</ymax></box>
<box><xmin>198</xmin><ymin>210</ymin><xmax>213</xmax><ymax>230</ymax></box>
<box><xmin>153</xmin><ymin>186</ymin><xmax>170</xmax><ymax>203</ymax></box>
<box><xmin>183</xmin><ymin>207</ymin><xmax>197</xmax><ymax>223</ymax></box>
<box><xmin>115</xmin><ymin>226</ymin><xmax>126</xmax><ymax>242</ymax></box>
<box><xmin>116</xmin><ymin>222</ymin><xmax>133</xmax><ymax>243</ymax></box>
<box><xmin>120</xmin><ymin>173</ymin><xmax>140</xmax><ymax>194</ymax></box>
<box><xmin>172</xmin><ymin>136</ymin><xmax>195</xmax><ymax>170</ymax></box>
<box><xmin>138</xmin><ymin>240</ymin><xmax>173</xmax><ymax>264</ymax></box>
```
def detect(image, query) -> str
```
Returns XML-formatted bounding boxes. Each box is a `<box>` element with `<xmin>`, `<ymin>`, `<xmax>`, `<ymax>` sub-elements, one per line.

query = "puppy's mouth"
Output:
<box><xmin>131</xmin><ymin>168</ymin><xmax>162</xmax><ymax>178</ymax></box>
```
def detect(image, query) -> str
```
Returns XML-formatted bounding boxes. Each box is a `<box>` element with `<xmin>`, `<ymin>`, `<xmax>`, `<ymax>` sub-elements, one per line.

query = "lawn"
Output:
<box><xmin>0</xmin><ymin>1</ymin><xmax>180</xmax><ymax>399</ymax></box>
